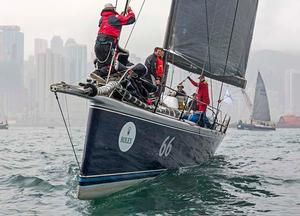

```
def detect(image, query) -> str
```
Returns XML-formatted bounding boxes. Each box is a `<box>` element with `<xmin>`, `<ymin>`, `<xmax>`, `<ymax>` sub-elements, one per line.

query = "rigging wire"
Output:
<box><xmin>124</xmin><ymin>0</ymin><xmax>146</xmax><ymax>49</ymax></box>
<box><xmin>55</xmin><ymin>93</ymin><xmax>81</xmax><ymax>171</ymax></box>
<box><xmin>64</xmin><ymin>95</ymin><xmax>72</xmax><ymax>137</ymax></box>
<box><xmin>106</xmin><ymin>0</ymin><xmax>131</xmax><ymax>83</ymax></box>
<box><xmin>204</xmin><ymin>0</ymin><xmax>214</xmax><ymax>108</ymax></box>
<box><xmin>210</xmin><ymin>78</ymin><xmax>214</xmax><ymax>108</ymax></box>
<box><xmin>214</xmin><ymin>0</ymin><xmax>240</xmax><ymax>126</ymax></box>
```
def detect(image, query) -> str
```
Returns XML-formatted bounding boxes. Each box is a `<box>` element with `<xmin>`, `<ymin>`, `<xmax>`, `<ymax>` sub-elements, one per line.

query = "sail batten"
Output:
<box><xmin>166</xmin><ymin>0</ymin><xmax>258</xmax><ymax>88</ymax></box>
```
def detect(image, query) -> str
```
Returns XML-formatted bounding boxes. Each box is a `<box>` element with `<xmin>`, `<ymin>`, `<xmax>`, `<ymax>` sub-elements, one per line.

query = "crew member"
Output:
<box><xmin>188</xmin><ymin>74</ymin><xmax>212</xmax><ymax>128</ymax></box>
<box><xmin>144</xmin><ymin>47</ymin><xmax>165</xmax><ymax>86</ymax></box>
<box><xmin>188</xmin><ymin>74</ymin><xmax>210</xmax><ymax>112</ymax></box>
<box><xmin>92</xmin><ymin>3</ymin><xmax>136</xmax><ymax>80</ymax></box>
<box><xmin>175</xmin><ymin>83</ymin><xmax>187</xmax><ymax>110</ymax></box>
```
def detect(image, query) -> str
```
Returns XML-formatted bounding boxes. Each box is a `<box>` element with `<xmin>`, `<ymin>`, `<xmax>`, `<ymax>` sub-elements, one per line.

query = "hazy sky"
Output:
<box><xmin>1</xmin><ymin>0</ymin><xmax>300</xmax><ymax>59</ymax></box>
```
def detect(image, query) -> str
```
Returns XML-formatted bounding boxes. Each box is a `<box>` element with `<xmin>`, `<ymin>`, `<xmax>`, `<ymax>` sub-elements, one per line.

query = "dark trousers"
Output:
<box><xmin>94</xmin><ymin>35</ymin><xmax>116</xmax><ymax>69</ymax></box>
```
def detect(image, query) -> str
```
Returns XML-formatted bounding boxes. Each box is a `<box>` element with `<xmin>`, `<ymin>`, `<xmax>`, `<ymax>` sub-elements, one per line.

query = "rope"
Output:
<box><xmin>106</xmin><ymin>0</ymin><xmax>133</xmax><ymax>83</ymax></box>
<box><xmin>217</xmin><ymin>0</ymin><xmax>240</xmax><ymax>105</ymax></box>
<box><xmin>55</xmin><ymin>93</ymin><xmax>81</xmax><ymax>170</ymax></box>
<box><xmin>64</xmin><ymin>95</ymin><xmax>72</xmax><ymax>137</ymax></box>
<box><xmin>124</xmin><ymin>0</ymin><xmax>146</xmax><ymax>49</ymax></box>
<box><xmin>210</xmin><ymin>78</ymin><xmax>214</xmax><ymax>107</ymax></box>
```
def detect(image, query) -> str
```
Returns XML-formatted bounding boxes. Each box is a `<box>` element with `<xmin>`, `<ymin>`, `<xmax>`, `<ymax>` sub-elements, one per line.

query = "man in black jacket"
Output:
<box><xmin>144</xmin><ymin>47</ymin><xmax>164</xmax><ymax>86</ymax></box>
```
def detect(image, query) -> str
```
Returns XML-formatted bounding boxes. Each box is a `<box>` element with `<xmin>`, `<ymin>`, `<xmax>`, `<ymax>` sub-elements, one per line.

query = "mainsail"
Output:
<box><xmin>251</xmin><ymin>72</ymin><xmax>271</xmax><ymax>122</ymax></box>
<box><xmin>165</xmin><ymin>0</ymin><xmax>258</xmax><ymax>88</ymax></box>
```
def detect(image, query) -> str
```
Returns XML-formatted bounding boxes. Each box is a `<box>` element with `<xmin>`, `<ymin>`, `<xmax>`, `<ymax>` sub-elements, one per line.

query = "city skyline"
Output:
<box><xmin>1</xmin><ymin>0</ymin><xmax>300</xmax><ymax>59</ymax></box>
<box><xmin>1</xmin><ymin>20</ymin><xmax>300</xmax><ymax>125</ymax></box>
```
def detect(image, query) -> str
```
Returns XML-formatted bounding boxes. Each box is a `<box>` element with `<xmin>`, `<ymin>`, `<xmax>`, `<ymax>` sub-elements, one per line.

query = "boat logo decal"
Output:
<box><xmin>159</xmin><ymin>136</ymin><xmax>175</xmax><ymax>157</ymax></box>
<box><xmin>119</xmin><ymin>122</ymin><xmax>136</xmax><ymax>152</ymax></box>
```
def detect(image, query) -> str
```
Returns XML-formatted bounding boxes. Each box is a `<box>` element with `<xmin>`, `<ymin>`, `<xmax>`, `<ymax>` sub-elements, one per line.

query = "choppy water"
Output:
<box><xmin>0</xmin><ymin>127</ymin><xmax>300</xmax><ymax>215</ymax></box>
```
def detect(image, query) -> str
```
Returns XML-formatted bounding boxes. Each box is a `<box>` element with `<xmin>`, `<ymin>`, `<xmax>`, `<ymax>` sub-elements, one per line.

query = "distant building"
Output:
<box><xmin>35</xmin><ymin>49</ymin><xmax>67</xmax><ymax>121</ymax></box>
<box><xmin>284</xmin><ymin>70</ymin><xmax>300</xmax><ymax>116</ymax></box>
<box><xmin>23</xmin><ymin>55</ymin><xmax>38</xmax><ymax>122</ymax></box>
<box><xmin>64</xmin><ymin>38</ymin><xmax>87</xmax><ymax>83</ymax></box>
<box><xmin>21</xmin><ymin>36</ymin><xmax>88</xmax><ymax>125</ymax></box>
<box><xmin>34</xmin><ymin>38</ymin><xmax>48</xmax><ymax>56</ymax></box>
<box><xmin>0</xmin><ymin>25</ymin><xmax>24</xmax><ymax>114</ymax></box>
<box><xmin>51</xmin><ymin>36</ymin><xmax>64</xmax><ymax>55</ymax></box>
<box><xmin>291</xmin><ymin>71</ymin><xmax>300</xmax><ymax>116</ymax></box>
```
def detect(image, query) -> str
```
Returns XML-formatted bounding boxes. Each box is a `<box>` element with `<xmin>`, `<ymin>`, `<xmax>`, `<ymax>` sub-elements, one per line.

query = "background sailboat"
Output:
<box><xmin>237</xmin><ymin>71</ymin><xmax>276</xmax><ymax>130</ymax></box>
<box><xmin>0</xmin><ymin>105</ymin><xmax>8</xmax><ymax>129</ymax></box>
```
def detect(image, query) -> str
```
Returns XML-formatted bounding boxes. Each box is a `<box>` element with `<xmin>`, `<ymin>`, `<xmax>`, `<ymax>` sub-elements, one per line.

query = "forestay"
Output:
<box><xmin>165</xmin><ymin>0</ymin><xmax>258</xmax><ymax>88</ymax></box>
<box><xmin>252</xmin><ymin>72</ymin><xmax>271</xmax><ymax>122</ymax></box>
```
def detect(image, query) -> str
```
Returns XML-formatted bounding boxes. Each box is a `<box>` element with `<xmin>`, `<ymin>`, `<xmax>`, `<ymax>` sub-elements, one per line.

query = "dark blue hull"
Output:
<box><xmin>0</xmin><ymin>124</ymin><xmax>8</xmax><ymax>129</ymax></box>
<box><xmin>78</xmin><ymin>97</ymin><xmax>224</xmax><ymax>199</ymax></box>
<box><xmin>237</xmin><ymin>122</ymin><xmax>276</xmax><ymax>131</ymax></box>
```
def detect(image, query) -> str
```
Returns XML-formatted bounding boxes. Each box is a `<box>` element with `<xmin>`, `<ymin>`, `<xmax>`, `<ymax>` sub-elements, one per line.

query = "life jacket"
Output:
<box><xmin>98</xmin><ymin>8</ymin><xmax>135</xmax><ymax>39</ymax></box>
<box><xmin>155</xmin><ymin>57</ymin><xmax>164</xmax><ymax>78</ymax></box>
<box><xmin>197</xmin><ymin>81</ymin><xmax>210</xmax><ymax>112</ymax></box>
<box><xmin>189</xmin><ymin>78</ymin><xmax>210</xmax><ymax>112</ymax></box>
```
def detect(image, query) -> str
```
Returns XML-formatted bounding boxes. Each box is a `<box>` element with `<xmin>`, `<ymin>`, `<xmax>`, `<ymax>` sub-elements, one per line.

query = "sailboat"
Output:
<box><xmin>0</xmin><ymin>120</ymin><xmax>8</xmax><ymax>130</ymax></box>
<box><xmin>0</xmin><ymin>105</ymin><xmax>8</xmax><ymax>130</ymax></box>
<box><xmin>237</xmin><ymin>72</ymin><xmax>276</xmax><ymax>131</ymax></box>
<box><xmin>50</xmin><ymin>0</ymin><xmax>258</xmax><ymax>199</ymax></box>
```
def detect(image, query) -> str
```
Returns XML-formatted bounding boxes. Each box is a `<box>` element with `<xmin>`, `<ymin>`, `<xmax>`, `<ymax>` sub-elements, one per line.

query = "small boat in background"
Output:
<box><xmin>277</xmin><ymin>115</ymin><xmax>300</xmax><ymax>128</ymax></box>
<box><xmin>237</xmin><ymin>72</ymin><xmax>276</xmax><ymax>131</ymax></box>
<box><xmin>0</xmin><ymin>120</ymin><xmax>8</xmax><ymax>130</ymax></box>
<box><xmin>0</xmin><ymin>105</ymin><xmax>8</xmax><ymax>129</ymax></box>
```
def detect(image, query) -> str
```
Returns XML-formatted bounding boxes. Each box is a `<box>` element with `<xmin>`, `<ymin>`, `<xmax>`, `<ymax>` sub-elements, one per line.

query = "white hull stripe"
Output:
<box><xmin>79</xmin><ymin>169</ymin><xmax>164</xmax><ymax>186</ymax></box>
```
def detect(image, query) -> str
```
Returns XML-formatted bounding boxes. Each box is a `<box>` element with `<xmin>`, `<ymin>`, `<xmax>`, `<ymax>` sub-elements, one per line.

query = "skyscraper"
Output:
<box><xmin>284</xmin><ymin>69</ymin><xmax>300</xmax><ymax>115</ymax></box>
<box><xmin>0</xmin><ymin>25</ymin><xmax>24</xmax><ymax>113</ymax></box>
<box><xmin>34</xmin><ymin>38</ymin><xmax>48</xmax><ymax>56</ymax></box>
<box><xmin>291</xmin><ymin>71</ymin><xmax>300</xmax><ymax>116</ymax></box>
<box><xmin>35</xmin><ymin>49</ymin><xmax>67</xmax><ymax>122</ymax></box>
<box><xmin>64</xmin><ymin>38</ymin><xmax>87</xmax><ymax>83</ymax></box>
<box><xmin>284</xmin><ymin>70</ymin><xmax>293</xmax><ymax>114</ymax></box>
<box><xmin>51</xmin><ymin>36</ymin><xmax>63</xmax><ymax>55</ymax></box>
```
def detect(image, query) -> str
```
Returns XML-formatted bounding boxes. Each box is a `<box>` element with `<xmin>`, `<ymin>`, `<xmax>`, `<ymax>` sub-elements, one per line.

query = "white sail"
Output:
<box><xmin>251</xmin><ymin>72</ymin><xmax>271</xmax><ymax>122</ymax></box>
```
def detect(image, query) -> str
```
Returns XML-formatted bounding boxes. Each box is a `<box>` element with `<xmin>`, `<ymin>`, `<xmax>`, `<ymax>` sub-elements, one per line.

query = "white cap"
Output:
<box><xmin>104</xmin><ymin>3</ymin><xmax>115</xmax><ymax>9</ymax></box>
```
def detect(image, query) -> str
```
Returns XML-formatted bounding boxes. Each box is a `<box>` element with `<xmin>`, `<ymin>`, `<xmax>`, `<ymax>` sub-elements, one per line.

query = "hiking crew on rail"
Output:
<box><xmin>92</xmin><ymin>3</ymin><xmax>136</xmax><ymax>79</ymax></box>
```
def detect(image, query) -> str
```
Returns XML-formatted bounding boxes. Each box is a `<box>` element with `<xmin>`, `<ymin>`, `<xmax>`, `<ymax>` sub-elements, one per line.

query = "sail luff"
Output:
<box><xmin>163</xmin><ymin>0</ymin><xmax>176</xmax><ymax>50</ymax></box>
<box><xmin>251</xmin><ymin>72</ymin><xmax>271</xmax><ymax>122</ymax></box>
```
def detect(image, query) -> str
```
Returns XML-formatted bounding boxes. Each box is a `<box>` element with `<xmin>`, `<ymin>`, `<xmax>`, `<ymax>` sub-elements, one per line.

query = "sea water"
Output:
<box><xmin>0</xmin><ymin>127</ymin><xmax>299</xmax><ymax>215</ymax></box>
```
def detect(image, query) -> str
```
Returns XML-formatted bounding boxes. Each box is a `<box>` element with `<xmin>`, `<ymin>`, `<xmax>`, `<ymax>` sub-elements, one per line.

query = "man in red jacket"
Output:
<box><xmin>188</xmin><ymin>74</ymin><xmax>210</xmax><ymax>112</ymax></box>
<box><xmin>92</xmin><ymin>3</ymin><xmax>136</xmax><ymax>80</ymax></box>
<box><xmin>145</xmin><ymin>47</ymin><xmax>165</xmax><ymax>86</ymax></box>
<box><xmin>188</xmin><ymin>74</ymin><xmax>212</xmax><ymax>128</ymax></box>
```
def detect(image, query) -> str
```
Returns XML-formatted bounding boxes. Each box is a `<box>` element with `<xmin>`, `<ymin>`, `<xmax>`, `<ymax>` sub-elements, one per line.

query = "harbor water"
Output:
<box><xmin>0</xmin><ymin>127</ymin><xmax>299</xmax><ymax>215</ymax></box>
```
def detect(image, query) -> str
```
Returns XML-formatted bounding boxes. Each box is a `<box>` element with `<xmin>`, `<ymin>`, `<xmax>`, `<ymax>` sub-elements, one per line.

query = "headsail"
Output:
<box><xmin>251</xmin><ymin>72</ymin><xmax>271</xmax><ymax>122</ymax></box>
<box><xmin>165</xmin><ymin>0</ymin><xmax>258</xmax><ymax>88</ymax></box>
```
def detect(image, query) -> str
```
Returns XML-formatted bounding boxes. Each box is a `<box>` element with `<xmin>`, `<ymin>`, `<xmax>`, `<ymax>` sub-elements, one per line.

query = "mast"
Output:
<box><xmin>154</xmin><ymin>0</ymin><xmax>176</xmax><ymax>112</ymax></box>
<box><xmin>163</xmin><ymin>0</ymin><xmax>176</xmax><ymax>50</ymax></box>
<box><xmin>162</xmin><ymin>0</ymin><xmax>177</xmax><ymax>86</ymax></box>
<box><xmin>162</xmin><ymin>0</ymin><xmax>177</xmax><ymax>88</ymax></box>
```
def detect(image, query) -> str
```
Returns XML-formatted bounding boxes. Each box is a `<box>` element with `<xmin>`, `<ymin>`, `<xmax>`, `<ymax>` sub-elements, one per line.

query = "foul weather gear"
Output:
<box><xmin>188</xmin><ymin>77</ymin><xmax>210</xmax><ymax>112</ymax></box>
